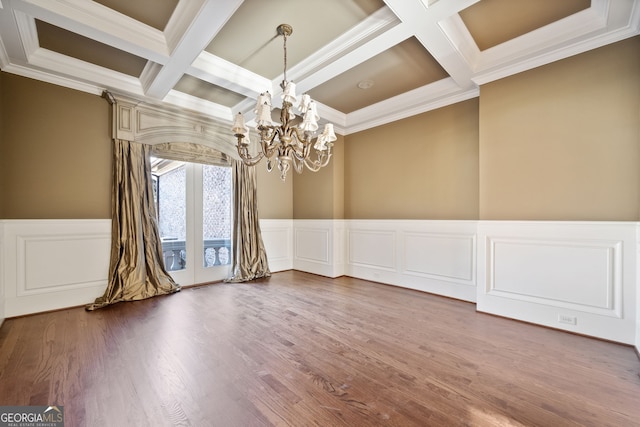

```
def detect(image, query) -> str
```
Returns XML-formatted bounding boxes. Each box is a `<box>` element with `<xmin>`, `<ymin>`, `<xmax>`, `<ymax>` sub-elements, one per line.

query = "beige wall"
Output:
<box><xmin>293</xmin><ymin>136</ymin><xmax>344</xmax><ymax>219</ymax></box>
<box><xmin>2</xmin><ymin>36</ymin><xmax>638</xmax><ymax>222</ymax></box>
<box><xmin>0</xmin><ymin>71</ymin><xmax>4</xmax><ymax>216</ymax></box>
<box><xmin>0</xmin><ymin>73</ymin><xmax>111</xmax><ymax>219</ymax></box>
<box><xmin>479</xmin><ymin>36</ymin><xmax>640</xmax><ymax>221</ymax></box>
<box><xmin>0</xmin><ymin>72</ymin><xmax>291</xmax><ymax>220</ymax></box>
<box><xmin>255</xmin><ymin>160</ymin><xmax>293</xmax><ymax>219</ymax></box>
<box><xmin>344</xmin><ymin>99</ymin><xmax>480</xmax><ymax>219</ymax></box>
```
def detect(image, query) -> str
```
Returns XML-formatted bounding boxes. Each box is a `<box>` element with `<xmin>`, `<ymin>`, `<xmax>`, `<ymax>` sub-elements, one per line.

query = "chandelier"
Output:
<box><xmin>231</xmin><ymin>24</ymin><xmax>337</xmax><ymax>181</ymax></box>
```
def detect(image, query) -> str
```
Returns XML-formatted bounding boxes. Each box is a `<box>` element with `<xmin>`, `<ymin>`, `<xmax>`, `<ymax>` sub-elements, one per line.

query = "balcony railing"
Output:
<box><xmin>161</xmin><ymin>238</ymin><xmax>231</xmax><ymax>271</ymax></box>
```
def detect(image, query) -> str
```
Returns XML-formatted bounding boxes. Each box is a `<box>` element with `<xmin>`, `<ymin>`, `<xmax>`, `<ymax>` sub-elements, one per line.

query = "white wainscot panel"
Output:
<box><xmin>260</xmin><ymin>219</ymin><xmax>293</xmax><ymax>273</ymax></box>
<box><xmin>347</xmin><ymin>221</ymin><xmax>477</xmax><ymax>302</ymax></box>
<box><xmin>296</xmin><ymin>228</ymin><xmax>329</xmax><ymax>263</ymax></box>
<box><xmin>477</xmin><ymin>221</ymin><xmax>636</xmax><ymax>344</ymax></box>
<box><xmin>403</xmin><ymin>232</ymin><xmax>475</xmax><ymax>284</ymax></box>
<box><xmin>293</xmin><ymin>221</ymin><xmax>343</xmax><ymax>277</ymax></box>
<box><xmin>488</xmin><ymin>238</ymin><xmax>620</xmax><ymax>317</ymax></box>
<box><xmin>0</xmin><ymin>223</ymin><xmax>5</xmax><ymax>326</ymax></box>
<box><xmin>397</xmin><ymin>222</ymin><xmax>477</xmax><ymax>302</ymax></box>
<box><xmin>637</xmin><ymin>224</ymin><xmax>640</xmax><ymax>354</ymax></box>
<box><xmin>4</xmin><ymin>220</ymin><xmax>111</xmax><ymax>317</ymax></box>
<box><xmin>19</xmin><ymin>235</ymin><xmax>111</xmax><ymax>295</ymax></box>
<box><xmin>348</xmin><ymin>229</ymin><xmax>396</xmax><ymax>270</ymax></box>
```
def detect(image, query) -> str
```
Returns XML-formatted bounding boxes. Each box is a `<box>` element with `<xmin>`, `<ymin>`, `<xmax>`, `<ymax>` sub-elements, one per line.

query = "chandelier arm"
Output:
<box><xmin>291</xmin><ymin>154</ymin><xmax>304</xmax><ymax>174</ymax></box>
<box><xmin>289</xmin><ymin>147</ymin><xmax>309</xmax><ymax>166</ymax></box>
<box><xmin>292</xmin><ymin>127</ymin><xmax>312</xmax><ymax>148</ymax></box>
<box><xmin>236</xmin><ymin>137</ymin><xmax>265</xmax><ymax>166</ymax></box>
<box><xmin>304</xmin><ymin>154</ymin><xmax>332</xmax><ymax>171</ymax></box>
<box><xmin>283</xmin><ymin>127</ymin><xmax>314</xmax><ymax>164</ymax></box>
<box><xmin>258</xmin><ymin>126</ymin><xmax>281</xmax><ymax>159</ymax></box>
<box><xmin>303</xmin><ymin>147</ymin><xmax>333</xmax><ymax>171</ymax></box>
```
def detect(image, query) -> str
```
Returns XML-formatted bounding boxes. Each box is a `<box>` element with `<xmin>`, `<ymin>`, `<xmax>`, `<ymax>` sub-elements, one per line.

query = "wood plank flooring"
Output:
<box><xmin>0</xmin><ymin>270</ymin><xmax>638</xmax><ymax>426</ymax></box>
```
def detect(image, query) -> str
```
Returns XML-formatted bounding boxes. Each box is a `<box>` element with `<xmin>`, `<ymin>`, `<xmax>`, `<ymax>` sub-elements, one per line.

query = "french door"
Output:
<box><xmin>152</xmin><ymin>159</ymin><xmax>232</xmax><ymax>285</ymax></box>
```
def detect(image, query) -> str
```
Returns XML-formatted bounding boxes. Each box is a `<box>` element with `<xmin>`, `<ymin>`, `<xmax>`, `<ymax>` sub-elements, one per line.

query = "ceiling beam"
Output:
<box><xmin>141</xmin><ymin>0</ymin><xmax>243</xmax><ymax>100</ymax></box>
<box><xmin>188</xmin><ymin>51</ymin><xmax>271</xmax><ymax>99</ymax></box>
<box><xmin>384</xmin><ymin>0</ymin><xmax>480</xmax><ymax>90</ymax></box>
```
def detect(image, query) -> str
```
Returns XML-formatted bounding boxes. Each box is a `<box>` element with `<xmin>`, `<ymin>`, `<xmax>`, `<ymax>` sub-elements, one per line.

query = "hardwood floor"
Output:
<box><xmin>0</xmin><ymin>270</ymin><xmax>638</xmax><ymax>426</ymax></box>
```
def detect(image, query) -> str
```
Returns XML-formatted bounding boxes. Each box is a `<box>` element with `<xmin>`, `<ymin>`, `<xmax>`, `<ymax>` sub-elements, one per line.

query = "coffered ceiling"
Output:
<box><xmin>0</xmin><ymin>0</ymin><xmax>638</xmax><ymax>134</ymax></box>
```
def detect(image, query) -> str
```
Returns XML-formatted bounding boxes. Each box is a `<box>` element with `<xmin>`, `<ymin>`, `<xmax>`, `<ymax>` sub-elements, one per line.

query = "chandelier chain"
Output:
<box><xmin>281</xmin><ymin>28</ymin><xmax>288</xmax><ymax>88</ymax></box>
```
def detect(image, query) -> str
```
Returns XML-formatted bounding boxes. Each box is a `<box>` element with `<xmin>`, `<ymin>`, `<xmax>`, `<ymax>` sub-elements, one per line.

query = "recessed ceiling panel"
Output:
<box><xmin>459</xmin><ymin>0</ymin><xmax>590</xmax><ymax>51</ymax></box>
<box><xmin>93</xmin><ymin>0</ymin><xmax>178</xmax><ymax>31</ymax></box>
<box><xmin>308</xmin><ymin>37</ymin><xmax>449</xmax><ymax>113</ymax></box>
<box><xmin>173</xmin><ymin>75</ymin><xmax>247</xmax><ymax>107</ymax></box>
<box><xmin>205</xmin><ymin>0</ymin><xmax>386</xmax><ymax>79</ymax></box>
<box><xmin>36</xmin><ymin>20</ymin><xmax>148</xmax><ymax>77</ymax></box>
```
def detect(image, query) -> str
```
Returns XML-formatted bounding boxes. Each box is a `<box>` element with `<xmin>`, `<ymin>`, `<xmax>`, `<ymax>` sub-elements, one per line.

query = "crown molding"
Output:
<box><xmin>475</xmin><ymin>7</ymin><xmax>606</xmax><ymax>71</ymax></box>
<box><xmin>12</xmin><ymin>0</ymin><xmax>169</xmax><ymax>62</ymax></box>
<box><xmin>1</xmin><ymin>62</ymin><xmax>103</xmax><ymax>95</ymax></box>
<box><xmin>345</xmin><ymin>78</ymin><xmax>479</xmax><ymax>134</ymax></box>
<box><xmin>471</xmin><ymin>0</ymin><xmax>637</xmax><ymax>85</ymax></box>
<box><xmin>29</xmin><ymin>48</ymin><xmax>144</xmax><ymax>96</ymax></box>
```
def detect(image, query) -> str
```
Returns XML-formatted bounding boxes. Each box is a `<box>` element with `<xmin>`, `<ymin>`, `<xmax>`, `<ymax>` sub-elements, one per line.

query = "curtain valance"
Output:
<box><xmin>104</xmin><ymin>91</ymin><xmax>238</xmax><ymax>160</ymax></box>
<box><xmin>151</xmin><ymin>142</ymin><xmax>230</xmax><ymax>166</ymax></box>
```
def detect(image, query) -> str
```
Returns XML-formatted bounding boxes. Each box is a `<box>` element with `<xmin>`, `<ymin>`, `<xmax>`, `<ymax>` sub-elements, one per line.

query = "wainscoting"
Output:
<box><xmin>1</xmin><ymin>220</ymin><xmax>111</xmax><ymax>318</ymax></box>
<box><xmin>476</xmin><ymin>221</ymin><xmax>637</xmax><ymax>345</ymax></box>
<box><xmin>0</xmin><ymin>223</ymin><xmax>4</xmax><ymax>327</ymax></box>
<box><xmin>293</xmin><ymin>220</ymin><xmax>346</xmax><ymax>278</ymax></box>
<box><xmin>1</xmin><ymin>219</ymin><xmax>639</xmax><ymax>350</ymax></box>
<box><xmin>260</xmin><ymin>219</ymin><xmax>294</xmax><ymax>272</ymax></box>
<box><xmin>344</xmin><ymin>220</ymin><xmax>477</xmax><ymax>302</ymax></box>
<box><xmin>289</xmin><ymin>219</ymin><xmax>637</xmax><ymax>347</ymax></box>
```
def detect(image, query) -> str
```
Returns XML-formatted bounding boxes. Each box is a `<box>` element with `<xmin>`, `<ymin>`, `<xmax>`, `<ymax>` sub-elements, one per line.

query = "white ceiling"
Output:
<box><xmin>0</xmin><ymin>0</ymin><xmax>638</xmax><ymax>135</ymax></box>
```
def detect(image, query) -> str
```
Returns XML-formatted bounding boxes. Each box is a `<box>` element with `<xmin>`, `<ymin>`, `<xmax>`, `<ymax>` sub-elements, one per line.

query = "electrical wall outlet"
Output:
<box><xmin>558</xmin><ymin>314</ymin><xmax>577</xmax><ymax>325</ymax></box>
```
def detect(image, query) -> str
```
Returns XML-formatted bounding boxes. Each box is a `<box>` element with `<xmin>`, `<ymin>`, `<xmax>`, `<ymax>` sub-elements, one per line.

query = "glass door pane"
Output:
<box><xmin>202</xmin><ymin>164</ymin><xmax>232</xmax><ymax>268</ymax></box>
<box><xmin>155</xmin><ymin>160</ymin><xmax>187</xmax><ymax>272</ymax></box>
